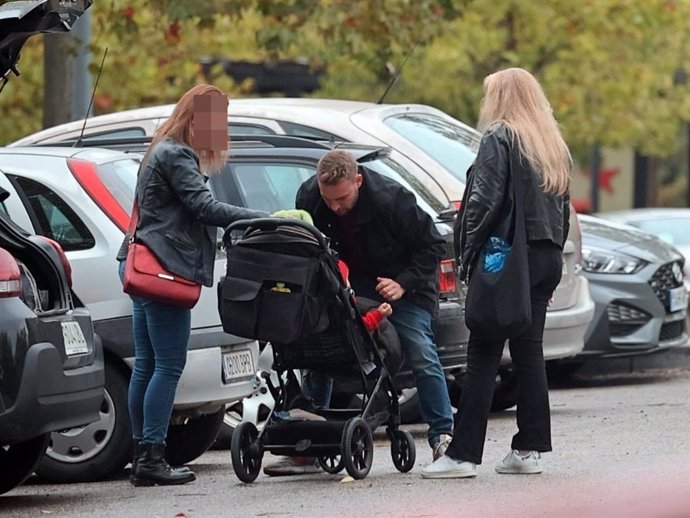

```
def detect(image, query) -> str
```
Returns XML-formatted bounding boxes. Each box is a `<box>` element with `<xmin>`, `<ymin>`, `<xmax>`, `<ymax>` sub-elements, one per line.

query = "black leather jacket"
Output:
<box><xmin>117</xmin><ymin>139</ymin><xmax>266</xmax><ymax>286</ymax></box>
<box><xmin>296</xmin><ymin>167</ymin><xmax>445</xmax><ymax>313</ymax></box>
<box><xmin>454</xmin><ymin>124</ymin><xmax>570</xmax><ymax>281</ymax></box>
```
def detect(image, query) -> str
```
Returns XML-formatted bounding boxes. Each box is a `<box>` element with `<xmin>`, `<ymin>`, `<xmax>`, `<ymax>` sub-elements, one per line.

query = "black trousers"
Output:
<box><xmin>446</xmin><ymin>241</ymin><xmax>563</xmax><ymax>465</ymax></box>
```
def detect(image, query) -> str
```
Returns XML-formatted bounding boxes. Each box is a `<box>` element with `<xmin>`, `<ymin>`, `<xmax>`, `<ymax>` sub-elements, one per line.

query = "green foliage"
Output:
<box><xmin>2</xmin><ymin>0</ymin><xmax>690</xmax><ymax>159</ymax></box>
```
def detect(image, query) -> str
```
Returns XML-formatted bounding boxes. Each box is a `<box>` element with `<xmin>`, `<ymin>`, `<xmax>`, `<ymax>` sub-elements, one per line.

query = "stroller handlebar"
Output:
<box><xmin>224</xmin><ymin>217</ymin><xmax>330</xmax><ymax>250</ymax></box>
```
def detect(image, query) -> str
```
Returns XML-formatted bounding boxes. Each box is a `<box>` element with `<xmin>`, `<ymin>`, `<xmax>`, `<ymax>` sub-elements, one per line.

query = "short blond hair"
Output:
<box><xmin>316</xmin><ymin>149</ymin><xmax>358</xmax><ymax>185</ymax></box>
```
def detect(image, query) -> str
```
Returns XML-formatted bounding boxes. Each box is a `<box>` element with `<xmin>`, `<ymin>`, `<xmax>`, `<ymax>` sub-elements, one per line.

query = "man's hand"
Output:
<box><xmin>376</xmin><ymin>277</ymin><xmax>405</xmax><ymax>302</ymax></box>
<box><xmin>377</xmin><ymin>302</ymin><xmax>393</xmax><ymax>317</ymax></box>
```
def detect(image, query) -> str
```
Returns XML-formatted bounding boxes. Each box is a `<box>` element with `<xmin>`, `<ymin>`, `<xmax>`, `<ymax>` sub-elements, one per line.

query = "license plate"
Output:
<box><xmin>669</xmin><ymin>286</ymin><xmax>688</xmax><ymax>313</ymax></box>
<box><xmin>222</xmin><ymin>349</ymin><xmax>255</xmax><ymax>383</ymax></box>
<box><xmin>61</xmin><ymin>321</ymin><xmax>88</xmax><ymax>356</ymax></box>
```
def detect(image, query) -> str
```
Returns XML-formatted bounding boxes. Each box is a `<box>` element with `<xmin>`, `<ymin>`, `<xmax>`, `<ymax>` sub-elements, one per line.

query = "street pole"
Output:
<box><xmin>71</xmin><ymin>10</ymin><xmax>92</xmax><ymax>121</ymax></box>
<box><xmin>589</xmin><ymin>144</ymin><xmax>601</xmax><ymax>213</ymax></box>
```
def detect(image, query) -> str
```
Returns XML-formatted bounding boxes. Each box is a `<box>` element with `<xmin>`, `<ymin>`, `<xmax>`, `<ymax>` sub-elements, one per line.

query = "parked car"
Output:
<box><xmin>0</xmin><ymin>146</ymin><xmax>261</xmax><ymax>482</ymax></box>
<box><xmin>596</xmin><ymin>208</ymin><xmax>690</xmax><ymax>293</ymax></box>
<box><xmin>11</xmin><ymin>99</ymin><xmax>595</xmax><ymax>414</ymax></box>
<box><xmin>0</xmin><ymin>0</ymin><xmax>104</xmax><ymax>496</ymax></box>
<box><xmin>548</xmin><ymin>215</ymin><xmax>688</xmax><ymax>374</ymax></box>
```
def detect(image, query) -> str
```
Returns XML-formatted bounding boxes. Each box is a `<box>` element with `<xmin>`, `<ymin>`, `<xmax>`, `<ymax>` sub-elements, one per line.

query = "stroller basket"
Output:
<box><xmin>218</xmin><ymin>218</ymin><xmax>340</xmax><ymax>345</ymax></box>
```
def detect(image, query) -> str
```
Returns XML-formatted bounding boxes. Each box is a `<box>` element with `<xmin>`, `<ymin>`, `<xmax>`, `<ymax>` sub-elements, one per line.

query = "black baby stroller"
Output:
<box><xmin>218</xmin><ymin>218</ymin><xmax>416</xmax><ymax>482</ymax></box>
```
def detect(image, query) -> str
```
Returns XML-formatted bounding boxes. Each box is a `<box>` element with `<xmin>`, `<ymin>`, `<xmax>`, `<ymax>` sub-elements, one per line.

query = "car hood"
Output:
<box><xmin>0</xmin><ymin>0</ymin><xmax>91</xmax><ymax>81</ymax></box>
<box><xmin>579</xmin><ymin>214</ymin><xmax>683</xmax><ymax>264</ymax></box>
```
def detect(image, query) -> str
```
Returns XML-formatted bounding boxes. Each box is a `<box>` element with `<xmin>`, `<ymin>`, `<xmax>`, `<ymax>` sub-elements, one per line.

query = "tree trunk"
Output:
<box><xmin>43</xmin><ymin>33</ymin><xmax>75</xmax><ymax>129</ymax></box>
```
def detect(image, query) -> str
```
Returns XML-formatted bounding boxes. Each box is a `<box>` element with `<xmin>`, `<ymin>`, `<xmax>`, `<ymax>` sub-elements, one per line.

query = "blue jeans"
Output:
<box><xmin>303</xmin><ymin>299</ymin><xmax>453</xmax><ymax>447</ymax></box>
<box><xmin>119</xmin><ymin>260</ymin><xmax>191</xmax><ymax>445</ymax></box>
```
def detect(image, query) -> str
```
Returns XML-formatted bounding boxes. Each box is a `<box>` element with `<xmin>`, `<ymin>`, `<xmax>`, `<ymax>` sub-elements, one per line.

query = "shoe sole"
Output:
<box><xmin>421</xmin><ymin>470</ymin><xmax>477</xmax><ymax>479</ymax></box>
<box><xmin>495</xmin><ymin>466</ymin><xmax>542</xmax><ymax>474</ymax></box>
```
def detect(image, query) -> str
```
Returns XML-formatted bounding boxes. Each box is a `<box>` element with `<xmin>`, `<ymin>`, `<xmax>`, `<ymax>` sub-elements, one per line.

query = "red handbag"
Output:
<box><xmin>122</xmin><ymin>201</ymin><xmax>201</xmax><ymax>309</ymax></box>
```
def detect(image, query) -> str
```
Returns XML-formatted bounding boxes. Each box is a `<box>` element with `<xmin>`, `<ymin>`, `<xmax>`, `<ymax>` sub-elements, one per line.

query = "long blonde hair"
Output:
<box><xmin>150</xmin><ymin>83</ymin><xmax>228</xmax><ymax>174</ymax></box>
<box><xmin>478</xmin><ymin>68</ymin><xmax>571</xmax><ymax>195</ymax></box>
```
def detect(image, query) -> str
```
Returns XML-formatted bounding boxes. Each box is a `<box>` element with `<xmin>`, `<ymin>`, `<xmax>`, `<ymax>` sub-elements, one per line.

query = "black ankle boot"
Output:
<box><xmin>130</xmin><ymin>442</ymin><xmax>196</xmax><ymax>487</ymax></box>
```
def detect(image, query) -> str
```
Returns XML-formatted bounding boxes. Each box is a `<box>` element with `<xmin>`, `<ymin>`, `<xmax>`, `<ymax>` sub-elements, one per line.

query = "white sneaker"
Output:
<box><xmin>432</xmin><ymin>434</ymin><xmax>453</xmax><ymax>461</ymax></box>
<box><xmin>495</xmin><ymin>450</ymin><xmax>542</xmax><ymax>474</ymax></box>
<box><xmin>421</xmin><ymin>455</ymin><xmax>477</xmax><ymax>479</ymax></box>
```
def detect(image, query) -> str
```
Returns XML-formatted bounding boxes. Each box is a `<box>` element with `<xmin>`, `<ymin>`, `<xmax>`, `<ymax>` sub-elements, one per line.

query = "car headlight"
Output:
<box><xmin>581</xmin><ymin>247</ymin><xmax>647</xmax><ymax>274</ymax></box>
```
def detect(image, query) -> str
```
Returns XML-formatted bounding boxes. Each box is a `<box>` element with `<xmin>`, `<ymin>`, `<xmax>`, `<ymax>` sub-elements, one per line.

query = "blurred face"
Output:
<box><xmin>318</xmin><ymin>174</ymin><xmax>362</xmax><ymax>216</ymax></box>
<box><xmin>191</xmin><ymin>93</ymin><xmax>228</xmax><ymax>151</ymax></box>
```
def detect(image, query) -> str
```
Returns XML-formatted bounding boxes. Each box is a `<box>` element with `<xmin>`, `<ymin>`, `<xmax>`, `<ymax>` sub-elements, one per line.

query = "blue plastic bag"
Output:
<box><xmin>483</xmin><ymin>236</ymin><xmax>511</xmax><ymax>273</ymax></box>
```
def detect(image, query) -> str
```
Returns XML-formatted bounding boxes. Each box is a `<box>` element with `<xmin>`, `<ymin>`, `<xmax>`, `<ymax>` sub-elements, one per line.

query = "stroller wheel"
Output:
<box><xmin>231</xmin><ymin>422</ymin><xmax>263</xmax><ymax>483</ymax></box>
<box><xmin>317</xmin><ymin>454</ymin><xmax>345</xmax><ymax>474</ymax></box>
<box><xmin>341</xmin><ymin>418</ymin><xmax>373</xmax><ymax>480</ymax></box>
<box><xmin>389</xmin><ymin>429</ymin><xmax>416</xmax><ymax>473</ymax></box>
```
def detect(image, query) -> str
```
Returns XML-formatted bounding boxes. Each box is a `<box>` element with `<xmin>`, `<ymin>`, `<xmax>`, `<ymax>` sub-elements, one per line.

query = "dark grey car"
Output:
<box><xmin>554</xmin><ymin>215</ymin><xmax>688</xmax><ymax>369</ymax></box>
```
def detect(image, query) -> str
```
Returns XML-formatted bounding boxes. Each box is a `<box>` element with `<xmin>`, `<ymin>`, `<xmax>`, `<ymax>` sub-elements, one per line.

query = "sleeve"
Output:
<box><xmin>164</xmin><ymin>146</ymin><xmax>267</xmax><ymax>226</ymax></box>
<box><xmin>562</xmin><ymin>193</ymin><xmax>571</xmax><ymax>248</ymax></box>
<box><xmin>390</xmin><ymin>188</ymin><xmax>446</xmax><ymax>294</ymax></box>
<box><xmin>460</xmin><ymin>130</ymin><xmax>510</xmax><ymax>279</ymax></box>
<box><xmin>362</xmin><ymin>309</ymin><xmax>383</xmax><ymax>332</ymax></box>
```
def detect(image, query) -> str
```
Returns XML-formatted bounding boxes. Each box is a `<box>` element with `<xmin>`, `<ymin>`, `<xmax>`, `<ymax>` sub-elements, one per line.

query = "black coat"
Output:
<box><xmin>296</xmin><ymin>167</ymin><xmax>445</xmax><ymax>313</ymax></box>
<box><xmin>454</xmin><ymin>124</ymin><xmax>570</xmax><ymax>281</ymax></box>
<box><xmin>117</xmin><ymin>139</ymin><xmax>266</xmax><ymax>286</ymax></box>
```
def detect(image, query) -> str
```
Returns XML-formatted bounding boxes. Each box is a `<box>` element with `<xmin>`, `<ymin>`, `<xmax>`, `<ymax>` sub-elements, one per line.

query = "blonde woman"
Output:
<box><xmin>422</xmin><ymin>67</ymin><xmax>571</xmax><ymax>479</ymax></box>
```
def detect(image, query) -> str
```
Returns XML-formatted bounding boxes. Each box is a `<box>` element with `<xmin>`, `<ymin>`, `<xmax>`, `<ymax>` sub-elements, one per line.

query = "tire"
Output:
<box><xmin>317</xmin><ymin>454</ymin><xmax>344</xmax><ymax>474</ymax></box>
<box><xmin>0</xmin><ymin>434</ymin><xmax>49</xmax><ymax>496</ymax></box>
<box><xmin>166</xmin><ymin>407</ymin><xmax>225</xmax><ymax>466</ymax></box>
<box><xmin>490</xmin><ymin>369</ymin><xmax>519</xmax><ymax>412</ymax></box>
<box><xmin>35</xmin><ymin>362</ymin><xmax>133</xmax><ymax>482</ymax></box>
<box><xmin>231</xmin><ymin>422</ymin><xmax>262</xmax><ymax>483</ymax></box>
<box><xmin>341</xmin><ymin>418</ymin><xmax>373</xmax><ymax>480</ymax></box>
<box><xmin>389</xmin><ymin>429</ymin><xmax>416</xmax><ymax>473</ymax></box>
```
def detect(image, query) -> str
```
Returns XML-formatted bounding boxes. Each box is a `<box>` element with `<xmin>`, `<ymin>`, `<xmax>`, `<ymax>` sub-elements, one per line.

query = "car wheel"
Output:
<box><xmin>490</xmin><ymin>368</ymin><xmax>519</xmax><ymax>412</ymax></box>
<box><xmin>35</xmin><ymin>362</ymin><xmax>133</xmax><ymax>482</ymax></box>
<box><xmin>0</xmin><ymin>434</ymin><xmax>49</xmax><ymax>496</ymax></box>
<box><xmin>397</xmin><ymin>388</ymin><xmax>422</xmax><ymax>424</ymax></box>
<box><xmin>166</xmin><ymin>407</ymin><xmax>225</xmax><ymax>466</ymax></box>
<box><xmin>214</xmin><ymin>390</ymin><xmax>274</xmax><ymax>449</ymax></box>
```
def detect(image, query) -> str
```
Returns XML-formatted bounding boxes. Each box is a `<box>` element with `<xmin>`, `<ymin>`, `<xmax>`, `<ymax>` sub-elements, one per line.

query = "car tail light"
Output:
<box><xmin>37</xmin><ymin>236</ymin><xmax>73</xmax><ymax>287</ymax></box>
<box><xmin>439</xmin><ymin>258</ymin><xmax>457</xmax><ymax>295</ymax></box>
<box><xmin>451</xmin><ymin>200</ymin><xmax>462</xmax><ymax>211</ymax></box>
<box><xmin>0</xmin><ymin>248</ymin><xmax>22</xmax><ymax>298</ymax></box>
<box><xmin>67</xmin><ymin>158</ymin><xmax>130</xmax><ymax>232</ymax></box>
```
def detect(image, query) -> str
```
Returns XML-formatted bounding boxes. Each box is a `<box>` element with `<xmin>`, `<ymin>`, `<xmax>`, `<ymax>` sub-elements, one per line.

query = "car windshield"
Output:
<box><xmin>627</xmin><ymin>218</ymin><xmax>690</xmax><ymax>247</ymax></box>
<box><xmin>383</xmin><ymin>113</ymin><xmax>479</xmax><ymax>184</ymax></box>
<box><xmin>362</xmin><ymin>155</ymin><xmax>444</xmax><ymax>214</ymax></box>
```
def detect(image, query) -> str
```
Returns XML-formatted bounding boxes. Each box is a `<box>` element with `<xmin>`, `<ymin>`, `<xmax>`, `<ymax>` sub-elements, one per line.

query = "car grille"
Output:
<box><xmin>659</xmin><ymin>320</ymin><xmax>686</xmax><ymax>342</ymax></box>
<box><xmin>607</xmin><ymin>301</ymin><xmax>651</xmax><ymax>337</ymax></box>
<box><xmin>648</xmin><ymin>261</ymin><xmax>684</xmax><ymax>311</ymax></box>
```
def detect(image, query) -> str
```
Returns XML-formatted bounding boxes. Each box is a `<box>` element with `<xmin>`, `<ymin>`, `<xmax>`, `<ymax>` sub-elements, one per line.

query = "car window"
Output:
<box><xmin>78</xmin><ymin>127</ymin><xmax>147</xmax><ymax>143</ymax></box>
<box><xmin>11</xmin><ymin>176</ymin><xmax>95</xmax><ymax>251</ymax></box>
<box><xmin>229</xmin><ymin>123</ymin><xmax>275</xmax><ymax>136</ymax></box>
<box><xmin>231</xmin><ymin>163</ymin><xmax>314</xmax><ymax>212</ymax></box>
<box><xmin>94</xmin><ymin>158</ymin><xmax>140</xmax><ymax>215</ymax></box>
<box><xmin>278</xmin><ymin>121</ymin><xmax>342</xmax><ymax>141</ymax></box>
<box><xmin>219</xmin><ymin>155</ymin><xmax>442</xmax><ymax>217</ymax></box>
<box><xmin>384</xmin><ymin>113</ymin><xmax>479</xmax><ymax>184</ymax></box>
<box><xmin>629</xmin><ymin>218</ymin><xmax>690</xmax><ymax>246</ymax></box>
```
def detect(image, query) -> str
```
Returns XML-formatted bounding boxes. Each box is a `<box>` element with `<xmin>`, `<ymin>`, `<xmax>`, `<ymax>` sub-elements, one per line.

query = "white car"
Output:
<box><xmin>11</xmin><ymin>98</ymin><xmax>595</xmax><ymax>411</ymax></box>
<box><xmin>0</xmin><ymin>146</ymin><xmax>260</xmax><ymax>481</ymax></box>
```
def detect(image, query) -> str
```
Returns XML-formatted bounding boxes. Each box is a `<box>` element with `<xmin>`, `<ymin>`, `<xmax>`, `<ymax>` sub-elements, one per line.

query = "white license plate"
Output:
<box><xmin>222</xmin><ymin>349</ymin><xmax>255</xmax><ymax>383</ymax></box>
<box><xmin>61</xmin><ymin>321</ymin><xmax>88</xmax><ymax>356</ymax></box>
<box><xmin>669</xmin><ymin>286</ymin><xmax>688</xmax><ymax>313</ymax></box>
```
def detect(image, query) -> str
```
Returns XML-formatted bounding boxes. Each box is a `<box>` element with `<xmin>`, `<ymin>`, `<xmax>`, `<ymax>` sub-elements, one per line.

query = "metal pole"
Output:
<box><xmin>71</xmin><ymin>10</ymin><xmax>92</xmax><ymax>121</ymax></box>
<box><xmin>589</xmin><ymin>144</ymin><xmax>601</xmax><ymax>213</ymax></box>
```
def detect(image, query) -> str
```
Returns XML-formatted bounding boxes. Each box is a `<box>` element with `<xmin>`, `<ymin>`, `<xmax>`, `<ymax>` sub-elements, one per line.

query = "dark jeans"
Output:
<box><xmin>445</xmin><ymin>241</ymin><xmax>563</xmax><ymax>465</ymax></box>
<box><xmin>119</xmin><ymin>260</ymin><xmax>191</xmax><ymax>445</ymax></box>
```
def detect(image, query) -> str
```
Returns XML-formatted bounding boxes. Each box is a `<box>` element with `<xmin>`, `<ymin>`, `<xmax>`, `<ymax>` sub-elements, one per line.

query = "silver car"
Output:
<box><xmin>0</xmin><ymin>146</ymin><xmax>260</xmax><ymax>481</ymax></box>
<box><xmin>9</xmin><ymin>99</ymin><xmax>595</xmax><ymax>369</ymax></box>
